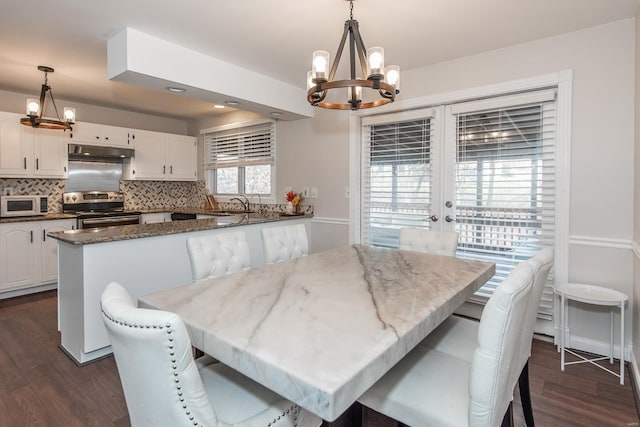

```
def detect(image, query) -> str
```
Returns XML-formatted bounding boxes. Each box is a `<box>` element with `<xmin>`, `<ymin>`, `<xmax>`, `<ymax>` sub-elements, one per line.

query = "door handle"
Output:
<box><xmin>430</xmin><ymin>215</ymin><xmax>439</xmax><ymax>222</ymax></box>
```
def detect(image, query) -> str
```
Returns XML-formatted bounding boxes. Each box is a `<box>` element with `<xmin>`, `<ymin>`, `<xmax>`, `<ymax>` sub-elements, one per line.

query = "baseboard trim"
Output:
<box><xmin>568</xmin><ymin>335</ymin><xmax>628</xmax><ymax>362</ymax></box>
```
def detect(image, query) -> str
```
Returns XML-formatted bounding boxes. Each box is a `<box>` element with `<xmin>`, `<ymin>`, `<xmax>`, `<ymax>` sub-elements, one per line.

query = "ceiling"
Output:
<box><xmin>1</xmin><ymin>0</ymin><xmax>638</xmax><ymax>120</ymax></box>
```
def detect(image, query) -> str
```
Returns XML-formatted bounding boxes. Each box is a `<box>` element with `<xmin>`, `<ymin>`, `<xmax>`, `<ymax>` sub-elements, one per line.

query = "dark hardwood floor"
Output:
<box><xmin>0</xmin><ymin>290</ymin><xmax>638</xmax><ymax>427</ymax></box>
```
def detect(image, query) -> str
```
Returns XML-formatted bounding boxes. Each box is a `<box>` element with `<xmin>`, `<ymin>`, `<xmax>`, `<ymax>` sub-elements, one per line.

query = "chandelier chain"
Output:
<box><xmin>349</xmin><ymin>0</ymin><xmax>353</xmax><ymax>20</ymax></box>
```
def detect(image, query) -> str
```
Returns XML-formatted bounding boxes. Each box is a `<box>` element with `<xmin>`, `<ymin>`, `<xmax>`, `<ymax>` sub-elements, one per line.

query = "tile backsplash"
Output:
<box><xmin>0</xmin><ymin>178</ymin><xmax>209</xmax><ymax>213</ymax></box>
<box><xmin>0</xmin><ymin>179</ymin><xmax>314</xmax><ymax>215</ymax></box>
<box><xmin>120</xmin><ymin>180</ymin><xmax>208</xmax><ymax>210</ymax></box>
<box><xmin>0</xmin><ymin>178</ymin><xmax>66</xmax><ymax>212</ymax></box>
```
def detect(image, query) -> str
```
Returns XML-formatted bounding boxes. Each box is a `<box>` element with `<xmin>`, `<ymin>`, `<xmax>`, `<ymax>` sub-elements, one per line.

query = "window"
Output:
<box><xmin>359</xmin><ymin>90</ymin><xmax>557</xmax><ymax>318</ymax></box>
<box><xmin>204</xmin><ymin>120</ymin><xmax>275</xmax><ymax>195</ymax></box>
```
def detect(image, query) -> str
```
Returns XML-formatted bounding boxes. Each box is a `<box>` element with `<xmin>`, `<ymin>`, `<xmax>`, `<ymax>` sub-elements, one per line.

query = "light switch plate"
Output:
<box><xmin>310</xmin><ymin>187</ymin><xmax>318</xmax><ymax>198</ymax></box>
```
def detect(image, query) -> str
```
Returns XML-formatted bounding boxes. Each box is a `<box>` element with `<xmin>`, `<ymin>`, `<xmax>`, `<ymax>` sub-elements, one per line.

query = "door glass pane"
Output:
<box><xmin>454</xmin><ymin>104</ymin><xmax>555</xmax><ymax>305</ymax></box>
<box><xmin>362</xmin><ymin>118</ymin><xmax>432</xmax><ymax>248</ymax></box>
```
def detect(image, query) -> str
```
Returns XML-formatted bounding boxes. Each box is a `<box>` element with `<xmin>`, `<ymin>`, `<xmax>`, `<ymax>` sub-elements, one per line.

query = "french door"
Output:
<box><xmin>360</xmin><ymin>89</ymin><xmax>557</xmax><ymax>311</ymax></box>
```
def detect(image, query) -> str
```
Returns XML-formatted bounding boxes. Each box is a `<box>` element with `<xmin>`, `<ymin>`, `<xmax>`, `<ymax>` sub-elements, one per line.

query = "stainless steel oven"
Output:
<box><xmin>76</xmin><ymin>213</ymin><xmax>141</xmax><ymax>229</ymax></box>
<box><xmin>63</xmin><ymin>191</ymin><xmax>141</xmax><ymax>230</ymax></box>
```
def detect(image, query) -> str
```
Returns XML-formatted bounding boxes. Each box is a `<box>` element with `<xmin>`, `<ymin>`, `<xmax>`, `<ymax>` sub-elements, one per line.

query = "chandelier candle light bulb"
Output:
<box><xmin>306</xmin><ymin>0</ymin><xmax>399</xmax><ymax>110</ymax></box>
<box><xmin>366</xmin><ymin>47</ymin><xmax>384</xmax><ymax>78</ymax></box>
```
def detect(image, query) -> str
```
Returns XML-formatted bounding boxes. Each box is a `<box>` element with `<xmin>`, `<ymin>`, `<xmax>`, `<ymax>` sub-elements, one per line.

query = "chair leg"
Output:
<box><xmin>501</xmin><ymin>401</ymin><xmax>514</xmax><ymax>427</ymax></box>
<box><xmin>518</xmin><ymin>360</ymin><xmax>535</xmax><ymax>427</ymax></box>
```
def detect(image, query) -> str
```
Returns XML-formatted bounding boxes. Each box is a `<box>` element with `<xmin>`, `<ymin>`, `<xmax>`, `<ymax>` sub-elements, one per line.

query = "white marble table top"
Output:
<box><xmin>139</xmin><ymin>244</ymin><xmax>495</xmax><ymax>421</ymax></box>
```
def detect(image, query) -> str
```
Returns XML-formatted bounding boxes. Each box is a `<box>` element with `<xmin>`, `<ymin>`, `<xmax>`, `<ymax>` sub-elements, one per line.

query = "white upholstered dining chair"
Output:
<box><xmin>419</xmin><ymin>247</ymin><xmax>554</xmax><ymax>426</ymax></box>
<box><xmin>261</xmin><ymin>224</ymin><xmax>309</xmax><ymax>264</ymax></box>
<box><xmin>398</xmin><ymin>227</ymin><xmax>459</xmax><ymax>256</ymax></box>
<box><xmin>358</xmin><ymin>259</ymin><xmax>536</xmax><ymax>427</ymax></box>
<box><xmin>186</xmin><ymin>231</ymin><xmax>251</xmax><ymax>282</ymax></box>
<box><xmin>101</xmin><ymin>282</ymin><xmax>321</xmax><ymax>427</ymax></box>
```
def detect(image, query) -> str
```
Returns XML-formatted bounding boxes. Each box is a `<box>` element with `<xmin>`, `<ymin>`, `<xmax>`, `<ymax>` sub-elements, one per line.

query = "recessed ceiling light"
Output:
<box><xmin>213</xmin><ymin>105</ymin><xmax>225</xmax><ymax>109</ymax></box>
<box><xmin>271</xmin><ymin>112</ymin><xmax>283</xmax><ymax>117</ymax></box>
<box><xmin>225</xmin><ymin>100</ymin><xmax>240</xmax><ymax>106</ymax></box>
<box><xmin>166</xmin><ymin>87</ymin><xmax>186</xmax><ymax>93</ymax></box>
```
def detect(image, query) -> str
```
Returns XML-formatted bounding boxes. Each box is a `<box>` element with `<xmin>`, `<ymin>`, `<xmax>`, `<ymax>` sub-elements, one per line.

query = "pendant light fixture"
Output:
<box><xmin>20</xmin><ymin>66</ymin><xmax>76</xmax><ymax>131</ymax></box>
<box><xmin>307</xmin><ymin>0</ymin><xmax>400</xmax><ymax>111</ymax></box>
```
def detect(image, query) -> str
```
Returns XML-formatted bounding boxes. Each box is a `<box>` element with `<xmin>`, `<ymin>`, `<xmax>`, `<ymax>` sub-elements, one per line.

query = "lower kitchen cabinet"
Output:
<box><xmin>0</xmin><ymin>219</ymin><xmax>75</xmax><ymax>296</ymax></box>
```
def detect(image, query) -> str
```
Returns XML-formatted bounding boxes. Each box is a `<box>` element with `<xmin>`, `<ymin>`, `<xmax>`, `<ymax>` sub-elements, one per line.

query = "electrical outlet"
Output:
<box><xmin>302</xmin><ymin>187</ymin><xmax>309</xmax><ymax>198</ymax></box>
<box><xmin>310</xmin><ymin>187</ymin><xmax>318</xmax><ymax>198</ymax></box>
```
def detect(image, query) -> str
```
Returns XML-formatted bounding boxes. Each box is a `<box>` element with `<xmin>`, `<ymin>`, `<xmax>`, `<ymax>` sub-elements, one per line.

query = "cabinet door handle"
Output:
<box><xmin>105</xmin><ymin>137</ymin><xmax>109</xmax><ymax>141</ymax></box>
<box><xmin>36</xmin><ymin>158</ymin><xmax>39</xmax><ymax>170</ymax></box>
<box><xmin>24</xmin><ymin>157</ymin><xmax>27</xmax><ymax>169</ymax></box>
<box><xmin>163</xmin><ymin>165</ymin><xmax>166</xmax><ymax>174</ymax></box>
<box><xmin>96</xmin><ymin>136</ymin><xmax>100</xmax><ymax>140</ymax></box>
<box><xmin>30</xmin><ymin>230</ymin><xmax>33</xmax><ymax>243</ymax></box>
<box><xmin>43</xmin><ymin>229</ymin><xmax>46</xmax><ymax>241</ymax></box>
<box><xmin>170</xmin><ymin>165</ymin><xmax>173</xmax><ymax>174</ymax></box>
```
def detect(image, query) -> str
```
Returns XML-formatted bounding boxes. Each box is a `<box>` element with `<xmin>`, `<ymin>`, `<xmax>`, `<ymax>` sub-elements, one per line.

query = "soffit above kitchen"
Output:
<box><xmin>0</xmin><ymin>0</ymin><xmax>638</xmax><ymax>120</ymax></box>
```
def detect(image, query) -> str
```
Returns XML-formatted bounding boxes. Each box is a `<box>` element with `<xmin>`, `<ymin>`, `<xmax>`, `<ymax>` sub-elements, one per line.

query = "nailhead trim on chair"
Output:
<box><xmin>101</xmin><ymin>306</ymin><xmax>206</xmax><ymax>426</ymax></box>
<box><xmin>102</xmin><ymin>305</ymin><xmax>303</xmax><ymax>427</ymax></box>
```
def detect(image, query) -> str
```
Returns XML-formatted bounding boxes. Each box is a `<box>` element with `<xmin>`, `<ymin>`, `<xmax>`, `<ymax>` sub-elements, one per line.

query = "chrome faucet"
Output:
<box><xmin>230</xmin><ymin>194</ymin><xmax>250</xmax><ymax>211</ymax></box>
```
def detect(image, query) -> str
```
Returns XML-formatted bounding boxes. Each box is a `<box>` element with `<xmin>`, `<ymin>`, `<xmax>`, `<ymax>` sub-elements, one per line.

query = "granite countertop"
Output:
<box><xmin>0</xmin><ymin>213</ymin><xmax>78</xmax><ymax>224</ymax></box>
<box><xmin>48</xmin><ymin>211</ymin><xmax>311</xmax><ymax>246</ymax></box>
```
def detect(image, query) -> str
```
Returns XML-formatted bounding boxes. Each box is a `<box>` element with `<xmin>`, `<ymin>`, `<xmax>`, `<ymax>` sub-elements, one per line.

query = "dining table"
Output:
<box><xmin>138</xmin><ymin>244</ymin><xmax>495</xmax><ymax>422</ymax></box>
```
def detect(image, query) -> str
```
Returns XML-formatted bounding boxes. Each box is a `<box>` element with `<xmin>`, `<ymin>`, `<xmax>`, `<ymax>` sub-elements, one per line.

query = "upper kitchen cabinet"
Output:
<box><xmin>0</xmin><ymin>112</ymin><xmax>32</xmax><ymax>177</ymax></box>
<box><xmin>70</xmin><ymin>122</ymin><xmax>133</xmax><ymax>148</ymax></box>
<box><xmin>123</xmin><ymin>130</ymin><xmax>196</xmax><ymax>181</ymax></box>
<box><xmin>0</xmin><ymin>112</ymin><xmax>68</xmax><ymax>179</ymax></box>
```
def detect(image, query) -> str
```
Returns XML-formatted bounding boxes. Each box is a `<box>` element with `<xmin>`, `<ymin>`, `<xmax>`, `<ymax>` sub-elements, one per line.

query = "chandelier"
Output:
<box><xmin>307</xmin><ymin>0</ymin><xmax>400</xmax><ymax>111</ymax></box>
<box><xmin>20</xmin><ymin>66</ymin><xmax>76</xmax><ymax>131</ymax></box>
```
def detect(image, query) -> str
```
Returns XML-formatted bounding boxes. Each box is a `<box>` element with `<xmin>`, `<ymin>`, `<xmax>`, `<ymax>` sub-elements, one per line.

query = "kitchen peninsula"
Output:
<box><xmin>49</xmin><ymin>211</ymin><xmax>311</xmax><ymax>364</ymax></box>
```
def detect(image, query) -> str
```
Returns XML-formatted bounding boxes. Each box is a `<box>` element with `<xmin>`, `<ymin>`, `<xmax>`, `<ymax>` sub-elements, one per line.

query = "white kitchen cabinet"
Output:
<box><xmin>41</xmin><ymin>220</ymin><xmax>75</xmax><ymax>283</ymax></box>
<box><xmin>33</xmin><ymin>127</ymin><xmax>69</xmax><ymax>178</ymax></box>
<box><xmin>0</xmin><ymin>112</ymin><xmax>68</xmax><ymax>178</ymax></box>
<box><xmin>0</xmin><ymin>112</ymin><xmax>33</xmax><ymax>177</ymax></box>
<box><xmin>0</xmin><ymin>219</ymin><xmax>75</xmax><ymax>295</ymax></box>
<box><xmin>167</xmin><ymin>134</ymin><xmax>197</xmax><ymax>180</ymax></box>
<box><xmin>141</xmin><ymin>213</ymin><xmax>171</xmax><ymax>224</ymax></box>
<box><xmin>123</xmin><ymin>130</ymin><xmax>196</xmax><ymax>181</ymax></box>
<box><xmin>70</xmin><ymin>121</ymin><xmax>133</xmax><ymax>148</ymax></box>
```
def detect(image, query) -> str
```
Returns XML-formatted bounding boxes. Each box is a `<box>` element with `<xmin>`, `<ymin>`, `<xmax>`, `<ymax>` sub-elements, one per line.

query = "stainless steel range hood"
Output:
<box><xmin>68</xmin><ymin>143</ymin><xmax>134</xmax><ymax>162</ymax></box>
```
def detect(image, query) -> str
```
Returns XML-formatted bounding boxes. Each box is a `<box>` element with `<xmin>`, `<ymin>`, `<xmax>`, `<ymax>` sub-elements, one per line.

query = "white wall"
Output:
<box><xmin>275</xmin><ymin>19</ymin><xmax>637</xmax><ymax>355</ymax></box>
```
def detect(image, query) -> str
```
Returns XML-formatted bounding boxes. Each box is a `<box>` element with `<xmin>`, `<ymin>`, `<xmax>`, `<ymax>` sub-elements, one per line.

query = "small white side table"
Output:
<box><xmin>555</xmin><ymin>283</ymin><xmax>628</xmax><ymax>385</ymax></box>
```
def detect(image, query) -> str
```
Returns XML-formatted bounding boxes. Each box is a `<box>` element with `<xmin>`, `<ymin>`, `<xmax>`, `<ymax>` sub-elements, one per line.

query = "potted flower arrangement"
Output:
<box><xmin>285</xmin><ymin>191</ymin><xmax>303</xmax><ymax>214</ymax></box>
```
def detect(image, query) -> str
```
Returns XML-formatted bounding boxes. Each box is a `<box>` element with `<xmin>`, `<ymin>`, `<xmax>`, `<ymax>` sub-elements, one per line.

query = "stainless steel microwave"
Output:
<box><xmin>0</xmin><ymin>195</ymin><xmax>48</xmax><ymax>217</ymax></box>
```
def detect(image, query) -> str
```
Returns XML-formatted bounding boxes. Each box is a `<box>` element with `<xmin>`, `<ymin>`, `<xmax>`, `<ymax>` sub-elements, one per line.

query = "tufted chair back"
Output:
<box><xmin>468</xmin><ymin>260</ymin><xmax>535</xmax><ymax>427</ymax></box>
<box><xmin>186</xmin><ymin>231</ymin><xmax>251</xmax><ymax>282</ymax></box>
<box><xmin>398</xmin><ymin>228</ymin><xmax>459</xmax><ymax>256</ymax></box>
<box><xmin>101</xmin><ymin>282</ymin><xmax>219</xmax><ymax>427</ymax></box>
<box><xmin>517</xmin><ymin>247</ymin><xmax>554</xmax><ymax>365</ymax></box>
<box><xmin>261</xmin><ymin>224</ymin><xmax>309</xmax><ymax>264</ymax></box>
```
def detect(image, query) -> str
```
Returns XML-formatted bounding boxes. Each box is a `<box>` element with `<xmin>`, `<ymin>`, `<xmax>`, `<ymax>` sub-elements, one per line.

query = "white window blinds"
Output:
<box><xmin>204</xmin><ymin>120</ymin><xmax>275</xmax><ymax>169</ymax></box>
<box><xmin>453</xmin><ymin>97</ymin><xmax>557</xmax><ymax>318</ymax></box>
<box><xmin>361</xmin><ymin>109</ymin><xmax>436</xmax><ymax>248</ymax></box>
